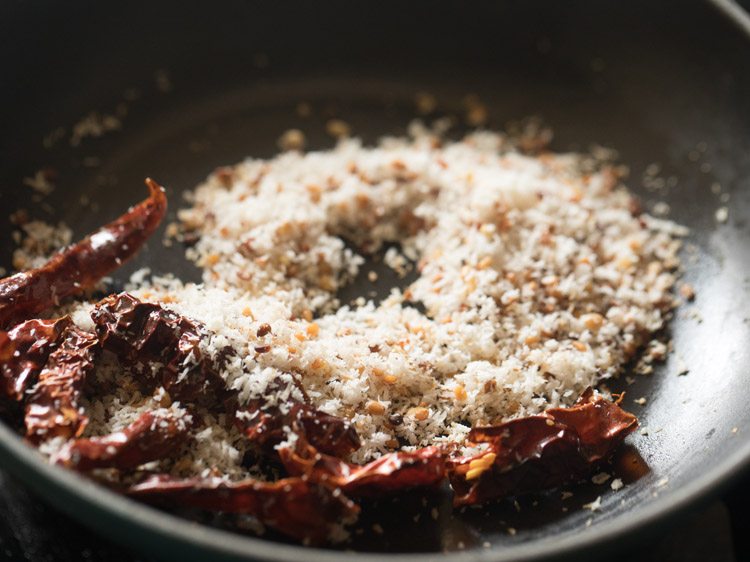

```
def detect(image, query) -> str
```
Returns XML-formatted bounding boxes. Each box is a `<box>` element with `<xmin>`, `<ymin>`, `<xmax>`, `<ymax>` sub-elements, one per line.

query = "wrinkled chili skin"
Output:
<box><xmin>129</xmin><ymin>474</ymin><xmax>359</xmax><ymax>544</ymax></box>
<box><xmin>57</xmin><ymin>409</ymin><xmax>193</xmax><ymax>471</ymax></box>
<box><xmin>545</xmin><ymin>390</ymin><xmax>637</xmax><ymax>459</ymax></box>
<box><xmin>295</xmin><ymin>405</ymin><xmax>361</xmax><ymax>457</ymax></box>
<box><xmin>25</xmin><ymin>326</ymin><xmax>99</xmax><ymax>443</ymax></box>
<box><xmin>0</xmin><ymin>333</ymin><xmax>10</xmax><ymax>362</ymax></box>
<box><xmin>0</xmin><ymin>179</ymin><xmax>167</xmax><ymax>330</ymax></box>
<box><xmin>448</xmin><ymin>390</ymin><xmax>638</xmax><ymax>506</ymax></box>
<box><xmin>238</xmin><ymin>400</ymin><xmax>361</xmax><ymax>458</ymax></box>
<box><xmin>279</xmin><ymin>440</ymin><xmax>445</xmax><ymax>496</ymax></box>
<box><xmin>0</xmin><ymin>317</ymin><xmax>72</xmax><ymax>403</ymax></box>
<box><xmin>91</xmin><ymin>293</ymin><xmax>229</xmax><ymax>404</ymax></box>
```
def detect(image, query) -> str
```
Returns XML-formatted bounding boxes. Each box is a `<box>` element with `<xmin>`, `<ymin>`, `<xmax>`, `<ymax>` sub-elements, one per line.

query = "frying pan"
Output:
<box><xmin>1</xmin><ymin>1</ymin><xmax>750</xmax><ymax>560</ymax></box>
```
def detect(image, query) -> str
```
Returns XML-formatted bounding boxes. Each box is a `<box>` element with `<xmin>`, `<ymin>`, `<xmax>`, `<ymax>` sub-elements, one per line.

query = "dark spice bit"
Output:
<box><xmin>388</xmin><ymin>413</ymin><xmax>403</xmax><ymax>426</ymax></box>
<box><xmin>256</xmin><ymin>323</ymin><xmax>272</xmax><ymax>337</ymax></box>
<box><xmin>181</xmin><ymin>231</ymin><xmax>200</xmax><ymax>246</ymax></box>
<box><xmin>629</xmin><ymin>196</ymin><xmax>643</xmax><ymax>217</ymax></box>
<box><xmin>254</xmin><ymin>345</ymin><xmax>271</xmax><ymax>354</ymax></box>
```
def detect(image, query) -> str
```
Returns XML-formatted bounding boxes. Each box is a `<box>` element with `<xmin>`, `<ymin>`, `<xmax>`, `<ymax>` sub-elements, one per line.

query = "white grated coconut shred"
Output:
<box><xmin>58</xmin><ymin>122</ymin><xmax>684</xmax><ymax>475</ymax></box>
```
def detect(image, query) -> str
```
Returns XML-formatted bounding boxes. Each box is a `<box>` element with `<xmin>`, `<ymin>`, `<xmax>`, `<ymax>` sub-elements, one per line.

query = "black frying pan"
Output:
<box><xmin>1</xmin><ymin>1</ymin><xmax>750</xmax><ymax>560</ymax></box>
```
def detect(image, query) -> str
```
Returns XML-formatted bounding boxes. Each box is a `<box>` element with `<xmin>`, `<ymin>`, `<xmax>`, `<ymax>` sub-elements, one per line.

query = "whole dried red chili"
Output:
<box><xmin>0</xmin><ymin>317</ymin><xmax>72</xmax><ymax>402</ymax></box>
<box><xmin>56</xmin><ymin>409</ymin><xmax>194</xmax><ymax>471</ymax></box>
<box><xmin>279</xmin><ymin>438</ymin><xmax>445</xmax><ymax>496</ymax></box>
<box><xmin>447</xmin><ymin>389</ymin><xmax>638</xmax><ymax>506</ymax></box>
<box><xmin>0</xmin><ymin>179</ymin><xmax>167</xmax><ymax>330</ymax></box>
<box><xmin>91</xmin><ymin>293</ymin><xmax>229</xmax><ymax>404</ymax></box>
<box><xmin>129</xmin><ymin>474</ymin><xmax>359</xmax><ymax>544</ymax></box>
<box><xmin>25</xmin><ymin>326</ymin><xmax>99</xmax><ymax>443</ymax></box>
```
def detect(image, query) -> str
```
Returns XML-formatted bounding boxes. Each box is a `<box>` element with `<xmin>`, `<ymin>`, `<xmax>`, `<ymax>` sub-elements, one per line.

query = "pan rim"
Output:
<box><xmin>0</xmin><ymin>413</ymin><xmax>748</xmax><ymax>562</ymax></box>
<box><xmin>2</xmin><ymin>3</ymin><xmax>749</xmax><ymax>557</ymax></box>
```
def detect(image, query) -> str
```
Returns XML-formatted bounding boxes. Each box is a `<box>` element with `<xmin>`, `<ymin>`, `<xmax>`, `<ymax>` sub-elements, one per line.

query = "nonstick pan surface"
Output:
<box><xmin>1</xmin><ymin>1</ymin><xmax>750</xmax><ymax>561</ymax></box>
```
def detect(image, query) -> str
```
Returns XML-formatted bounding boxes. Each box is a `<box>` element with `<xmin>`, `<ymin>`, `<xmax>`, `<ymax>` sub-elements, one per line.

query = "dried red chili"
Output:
<box><xmin>0</xmin><ymin>179</ymin><xmax>167</xmax><ymax>330</ymax></box>
<box><xmin>56</xmin><ymin>409</ymin><xmax>194</xmax><ymax>471</ymax></box>
<box><xmin>0</xmin><ymin>332</ymin><xmax>10</xmax><ymax>362</ymax></box>
<box><xmin>447</xmin><ymin>389</ymin><xmax>638</xmax><ymax>506</ymax></box>
<box><xmin>129</xmin><ymin>474</ymin><xmax>359</xmax><ymax>544</ymax></box>
<box><xmin>91</xmin><ymin>293</ymin><xmax>228</xmax><ymax>404</ymax></box>
<box><xmin>0</xmin><ymin>182</ymin><xmax>643</xmax><ymax>543</ymax></box>
<box><xmin>0</xmin><ymin>317</ymin><xmax>72</xmax><ymax>402</ymax></box>
<box><xmin>237</xmin><ymin>400</ymin><xmax>360</xmax><ymax>458</ymax></box>
<box><xmin>279</xmin><ymin>439</ymin><xmax>445</xmax><ymax>496</ymax></box>
<box><xmin>25</xmin><ymin>326</ymin><xmax>99</xmax><ymax>443</ymax></box>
